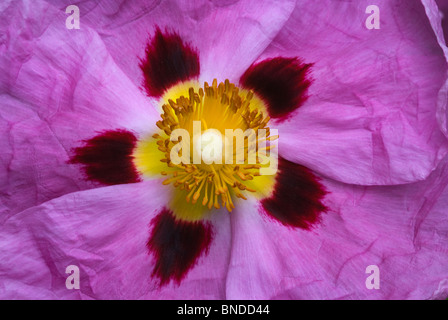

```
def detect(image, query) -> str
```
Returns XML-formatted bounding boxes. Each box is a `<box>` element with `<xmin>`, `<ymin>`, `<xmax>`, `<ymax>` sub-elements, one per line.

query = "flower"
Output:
<box><xmin>0</xmin><ymin>0</ymin><xmax>448</xmax><ymax>299</ymax></box>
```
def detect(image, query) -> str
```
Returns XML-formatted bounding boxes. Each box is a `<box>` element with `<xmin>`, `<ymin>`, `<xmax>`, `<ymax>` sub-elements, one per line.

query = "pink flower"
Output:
<box><xmin>0</xmin><ymin>0</ymin><xmax>448</xmax><ymax>299</ymax></box>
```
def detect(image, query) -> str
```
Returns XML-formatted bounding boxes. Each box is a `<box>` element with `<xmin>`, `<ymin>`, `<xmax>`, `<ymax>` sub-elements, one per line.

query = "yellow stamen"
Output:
<box><xmin>133</xmin><ymin>79</ymin><xmax>278</xmax><ymax>220</ymax></box>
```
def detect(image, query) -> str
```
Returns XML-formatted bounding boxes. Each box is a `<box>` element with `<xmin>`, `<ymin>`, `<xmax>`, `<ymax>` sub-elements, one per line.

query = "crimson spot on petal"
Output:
<box><xmin>147</xmin><ymin>208</ymin><xmax>213</xmax><ymax>286</ymax></box>
<box><xmin>240</xmin><ymin>57</ymin><xmax>312</xmax><ymax>121</ymax></box>
<box><xmin>69</xmin><ymin>129</ymin><xmax>141</xmax><ymax>185</ymax></box>
<box><xmin>140</xmin><ymin>27</ymin><xmax>200</xmax><ymax>98</ymax></box>
<box><xmin>261</xmin><ymin>157</ymin><xmax>327</xmax><ymax>230</ymax></box>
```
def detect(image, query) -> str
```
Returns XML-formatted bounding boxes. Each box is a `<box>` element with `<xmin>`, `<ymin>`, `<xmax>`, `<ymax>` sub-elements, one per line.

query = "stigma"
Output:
<box><xmin>194</xmin><ymin>129</ymin><xmax>227</xmax><ymax>164</ymax></box>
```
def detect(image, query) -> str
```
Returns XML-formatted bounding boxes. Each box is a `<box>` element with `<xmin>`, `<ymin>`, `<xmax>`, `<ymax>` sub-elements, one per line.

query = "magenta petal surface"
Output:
<box><xmin>0</xmin><ymin>0</ymin><xmax>158</xmax><ymax>219</ymax></box>
<box><xmin>266</xmin><ymin>0</ymin><xmax>448</xmax><ymax>185</ymax></box>
<box><xmin>424</xmin><ymin>0</ymin><xmax>448</xmax><ymax>141</ymax></box>
<box><xmin>436</xmin><ymin>0</ymin><xmax>448</xmax><ymax>43</ymax></box>
<box><xmin>0</xmin><ymin>182</ymin><xmax>231</xmax><ymax>299</ymax></box>
<box><xmin>46</xmin><ymin>0</ymin><xmax>295</xmax><ymax>84</ymax></box>
<box><xmin>226</xmin><ymin>159</ymin><xmax>448</xmax><ymax>299</ymax></box>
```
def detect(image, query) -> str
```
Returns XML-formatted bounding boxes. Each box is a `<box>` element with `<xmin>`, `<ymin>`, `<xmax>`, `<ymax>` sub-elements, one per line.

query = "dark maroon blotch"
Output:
<box><xmin>69</xmin><ymin>129</ymin><xmax>141</xmax><ymax>185</ymax></box>
<box><xmin>240</xmin><ymin>57</ymin><xmax>312</xmax><ymax>121</ymax></box>
<box><xmin>147</xmin><ymin>208</ymin><xmax>213</xmax><ymax>286</ymax></box>
<box><xmin>140</xmin><ymin>27</ymin><xmax>200</xmax><ymax>98</ymax></box>
<box><xmin>261</xmin><ymin>157</ymin><xmax>327</xmax><ymax>230</ymax></box>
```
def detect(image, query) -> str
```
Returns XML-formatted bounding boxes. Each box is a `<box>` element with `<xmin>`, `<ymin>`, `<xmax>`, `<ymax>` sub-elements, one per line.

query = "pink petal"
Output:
<box><xmin>0</xmin><ymin>181</ymin><xmax>231</xmax><ymax>299</ymax></box>
<box><xmin>262</xmin><ymin>0</ymin><xmax>448</xmax><ymax>185</ymax></box>
<box><xmin>47</xmin><ymin>0</ymin><xmax>296</xmax><ymax>84</ymax></box>
<box><xmin>195</xmin><ymin>0</ymin><xmax>296</xmax><ymax>83</ymax></box>
<box><xmin>225</xmin><ymin>158</ymin><xmax>448</xmax><ymax>299</ymax></box>
<box><xmin>0</xmin><ymin>1</ymin><xmax>158</xmax><ymax>218</ymax></box>
<box><xmin>424</xmin><ymin>0</ymin><xmax>448</xmax><ymax>141</ymax></box>
<box><xmin>436</xmin><ymin>0</ymin><xmax>448</xmax><ymax>43</ymax></box>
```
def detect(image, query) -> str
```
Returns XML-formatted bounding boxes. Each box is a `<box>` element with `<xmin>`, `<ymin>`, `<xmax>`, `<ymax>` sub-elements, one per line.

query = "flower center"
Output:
<box><xmin>140</xmin><ymin>79</ymin><xmax>277</xmax><ymax>214</ymax></box>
